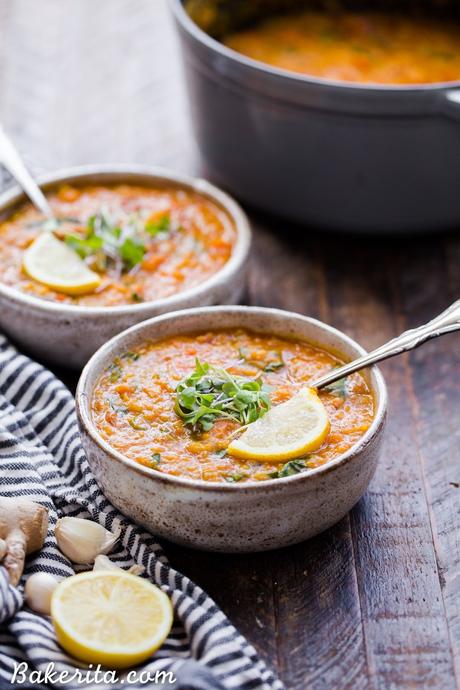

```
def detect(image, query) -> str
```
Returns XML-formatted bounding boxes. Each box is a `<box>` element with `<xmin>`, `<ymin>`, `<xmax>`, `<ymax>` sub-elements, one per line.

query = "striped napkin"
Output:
<box><xmin>0</xmin><ymin>334</ymin><xmax>284</xmax><ymax>690</ymax></box>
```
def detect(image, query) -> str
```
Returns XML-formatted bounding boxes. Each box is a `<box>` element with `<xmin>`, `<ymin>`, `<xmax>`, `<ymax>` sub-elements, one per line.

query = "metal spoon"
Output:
<box><xmin>0</xmin><ymin>124</ymin><xmax>54</xmax><ymax>219</ymax></box>
<box><xmin>312</xmin><ymin>299</ymin><xmax>460</xmax><ymax>389</ymax></box>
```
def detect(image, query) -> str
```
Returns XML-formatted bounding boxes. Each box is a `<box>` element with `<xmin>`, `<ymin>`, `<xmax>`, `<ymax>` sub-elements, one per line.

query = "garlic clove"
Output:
<box><xmin>25</xmin><ymin>572</ymin><xmax>60</xmax><ymax>615</ymax></box>
<box><xmin>93</xmin><ymin>554</ymin><xmax>120</xmax><ymax>572</ymax></box>
<box><xmin>93</xmin><ymin>554</ymin><xmax>145</xmax><ymax>576</ymax></box>
<box><xmin>55</xmin><ymin>517</ymin><xmax>120</xmax><ymax>564</ymax></box>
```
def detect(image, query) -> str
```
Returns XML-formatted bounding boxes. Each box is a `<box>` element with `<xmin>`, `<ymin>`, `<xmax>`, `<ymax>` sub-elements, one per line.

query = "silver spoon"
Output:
<box><xmin>312</xmin><ymin>299</ymin><xmax>460</xmax><ymax>390</ymax></box>
<box><xmin>0</xmin><ymin>124</ymin><xmax>54</xmax><ymax>219</ymax></box>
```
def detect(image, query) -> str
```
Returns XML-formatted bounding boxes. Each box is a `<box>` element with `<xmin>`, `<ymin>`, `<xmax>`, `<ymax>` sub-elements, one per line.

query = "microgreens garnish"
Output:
<box><xmin>145</xmin><ymin>214</ymin><xmax>171</xmax><ymax>237</ymax></box>
<box><xmin>175</xmin><ymin>359</ymin><xmax>271</xmax><ymax>434</ymax></box>
<box><xmin>64</xmin><ymin>208</ymin><xmax>172</xmax><ymax>274</ymax></box>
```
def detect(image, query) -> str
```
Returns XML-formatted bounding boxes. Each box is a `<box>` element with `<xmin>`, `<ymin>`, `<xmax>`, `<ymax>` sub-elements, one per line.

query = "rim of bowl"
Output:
<box><xmin>0</xmin><ymin>163</ymin><xmax>251</xmax><ymax>317</ymax></box>
<box><xmin>170</xmin><ymin>0</ymin><xmax>460</xmax><ymax>93</ymax></box>
<box><xmin>76</xmin><ymin>305</ymin><xmax>388</xmax><ymax>493</ymax></box>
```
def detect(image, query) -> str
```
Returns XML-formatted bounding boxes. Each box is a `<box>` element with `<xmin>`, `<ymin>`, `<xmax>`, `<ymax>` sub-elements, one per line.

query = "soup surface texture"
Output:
<box><xmin>224</xmin><ymin>10</ymin><xmax>460</xmax><ymax>84</ymax></box>
<box><xmin>92</xmin><ymin>329</ymin><xmax>374</xmax><ymax>483</ymax></box>
<box><xmin>0</xmin><ymin>184</ymin><xmax>234</xmax><ymax>306</ymax></box>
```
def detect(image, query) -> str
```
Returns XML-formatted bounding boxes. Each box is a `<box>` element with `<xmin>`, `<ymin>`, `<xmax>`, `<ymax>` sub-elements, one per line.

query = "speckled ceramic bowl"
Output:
<box><xmin>76</xmin><ymin>306</ymin><xmax>387</xmax><ymax>553</ymax></box>
<box><xmin>0</xmin><ymin>165</ymin><xmax>250</xmax><ymax>369</ymax></box>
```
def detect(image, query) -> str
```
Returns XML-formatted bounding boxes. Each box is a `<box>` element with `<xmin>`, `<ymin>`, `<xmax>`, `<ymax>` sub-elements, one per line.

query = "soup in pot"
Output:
<box><xmin>224</xmin><ymin>10</ymin><xmax>460</xmax><ymax>85</ymax></box>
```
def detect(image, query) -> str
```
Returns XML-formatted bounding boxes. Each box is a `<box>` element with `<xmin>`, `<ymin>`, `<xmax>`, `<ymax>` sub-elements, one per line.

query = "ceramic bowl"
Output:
<box><xmin>76</xmin><ymin>306</ymin><xmax>388</xmax><ymax>553</ymax></box>
<box><xmin>0</xmin><ymin>165</ymin><xmax>251</xmax><ymax>369</ymax></box>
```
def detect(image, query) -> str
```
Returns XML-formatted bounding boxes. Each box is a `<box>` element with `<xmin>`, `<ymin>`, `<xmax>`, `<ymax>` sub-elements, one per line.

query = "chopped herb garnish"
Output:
<box><xmin>269</xmin><ymin>459</ymin><xmax>308</xmax><ymax>479</ymax></box>
<box><xmin>239</xmin><ymin>347</ymin><xmax>285</xmax><ymax>373</ymax></box>
<box><xmin>214</xmin><ymin>448</ymin><xmax>227</xmax><ymax>458</ymax></box>
<box><xmin>108</xmin><ymin>364</ymin><xmax>122</xmax><ymax>383</ymax></box>
<box><xmin>151</xmin><ymin>453</ymin><xmax>161</xmax><ymax>464</ymax></box>
<box><xmin>263</xmin><ymin>353</ymin><xmax>285</xmax><ymax>373</ymax></box>
<box><xmin>145</xmin><ymin>214</ymin><xmax>170</xmax><ymax>237</ymax></box>
<box><xmin>122</xmin><ymin>351</ymin><xmax>140</xmax><ymax>361</ymax></box>
<box><xmin>224</xmin><ymin>472</ymin><xmax>246</xmax><ymax>483</ymax></box>
<box><xmin>128</xmin><ymin>417</ymin><xmax>147</xmax><ymax>431</ymax></box>
<box><xmin>108</xmin><ymin>399</ymin><xmax>128</xmax><ymax>415</ymax></box>
<box><xmin>131</xmin><ymin>292</ymin><xmax>143</xmax><ymax>303</ymax></box>
<box><xmin>324</xmin><ymin>371</ymin><xmax>347</xmax><ymax>399</ymax></box>
<box><xmin>175</xmin><ymin>358</ymin><xmax>271</xmax><ymax>434</ymax></box>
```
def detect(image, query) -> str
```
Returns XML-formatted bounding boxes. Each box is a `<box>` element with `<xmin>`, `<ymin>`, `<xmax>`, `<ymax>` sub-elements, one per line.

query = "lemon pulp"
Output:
<box><xmin>51</xmin><ymin>571</ymin><xmax>173</xmax><ymax>668</ymax></box>
<box><xmin>23</xmin><ymin>232</ymin><xmax>101</xmax><ymax>295</ymax></box>
<box><xmin>227</xmin><ymin>387</ymin><xmax>330</xmax><ymax>462</ymax></box>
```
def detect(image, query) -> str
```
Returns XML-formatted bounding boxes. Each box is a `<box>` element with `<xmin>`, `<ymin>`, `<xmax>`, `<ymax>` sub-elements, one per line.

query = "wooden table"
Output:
<box><xmin>1</xmin><ymin>2</ymin><xmax>459</xmax><ymax>688</ymax></box>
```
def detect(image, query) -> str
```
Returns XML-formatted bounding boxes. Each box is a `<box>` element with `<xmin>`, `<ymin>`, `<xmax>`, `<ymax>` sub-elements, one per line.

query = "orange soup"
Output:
<box><xmin>92</xmin><ymin>329</ymin><xmax>374</xmax><ymax>483</ymax></box>
<box><xmin>0</xmin><ymin>184</ymin><xmax>235</xmax><ymax>306</ymax></box>
<box><xmin>224</xmin><ymin>10</ymin><xmax>460</xmax><ymax>84</ymax></box>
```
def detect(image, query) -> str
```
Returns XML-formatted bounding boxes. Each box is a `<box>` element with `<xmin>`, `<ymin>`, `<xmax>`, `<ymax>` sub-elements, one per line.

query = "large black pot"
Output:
<box><xmin>171</xmin><ymin>0</ymin><xmax>460</xmax><ymax>233</ymax></box>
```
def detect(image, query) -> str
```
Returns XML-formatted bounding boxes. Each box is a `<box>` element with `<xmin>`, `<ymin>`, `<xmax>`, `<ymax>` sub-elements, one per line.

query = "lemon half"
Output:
<box><xmin>51</xmin><ymin>571</ymin><xmax>173</xmax><ymax>669</ymax></box>
<box><xmin>227</xmin><ymin>387</ymin><xmax>330</xmax><ymax>462</ymax></box>
<box><xmin>23</xmin><ymin>232</ymin><xmax>101</xmax><ymax>295</ymax></box>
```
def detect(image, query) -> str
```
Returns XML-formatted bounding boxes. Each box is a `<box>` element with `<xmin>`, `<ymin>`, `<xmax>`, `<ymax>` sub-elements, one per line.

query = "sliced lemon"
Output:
<box><xmin>227</xmin><ymin>387</ymin><xmax>330</xmax><ymax>462</ymax></box>
<box><xmin>23</xmin><ymin>232</ymin><xmax>101</xmax><ymax>295</ymax></box>
<box><xmin>51</xmin><ymin>571</ymin><xmax>173</xmax><ymax>669</ymax></box>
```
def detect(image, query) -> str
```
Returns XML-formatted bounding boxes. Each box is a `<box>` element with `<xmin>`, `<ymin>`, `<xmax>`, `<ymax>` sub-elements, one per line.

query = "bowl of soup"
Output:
<box><xmin>0</xmin><ymin>165</ymin><xmax>250</xmax><ymax>367</ymax></box>
<box><xmin>171</xmin><ymin>0</ymin><xmax>460</xmax><ymax>232</ymax></box>
<box><xmin>76</xmin><ymin>306</ymin><xmax>387</xmax><ymax>552</ymax></box>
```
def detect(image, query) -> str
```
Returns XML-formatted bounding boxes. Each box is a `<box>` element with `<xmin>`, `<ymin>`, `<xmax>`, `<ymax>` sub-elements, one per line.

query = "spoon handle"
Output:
<box><xmin>0</xmin><ymin>125</ymin><xmax>54</xmax><ymax>218</ymax></box>
<box><xmin>312</xmin><ymin>299</ymin><xmax>460</xmax><ymax>390</ymax></box>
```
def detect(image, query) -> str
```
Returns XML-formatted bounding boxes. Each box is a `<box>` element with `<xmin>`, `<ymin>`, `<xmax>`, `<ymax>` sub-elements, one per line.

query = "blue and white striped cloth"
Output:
<box><xmin>0</xmin><ymin>334</ymin><xmax>284</xmax><ymax>690</ymax></box>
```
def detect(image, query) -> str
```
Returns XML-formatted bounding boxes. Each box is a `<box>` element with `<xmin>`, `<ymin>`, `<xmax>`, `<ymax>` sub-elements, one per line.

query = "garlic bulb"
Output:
<box><xmin>55</xmin><ymin>517</ymin><xmax>120</xmax><ymax>564</ymax></box>
<box><xmin>0</xmin><ymin>538</ymin><xmax>6</xmax><ymax>560</ymax></box>
<box><xmin>25</xmin><ymin>572</ymin><xmax>59</xmax><ymax>615</ymax></box>
<box><xmin>93</xmin><ymin>554</ymin><xmax>145</xmax><ymax>576</ymax></box>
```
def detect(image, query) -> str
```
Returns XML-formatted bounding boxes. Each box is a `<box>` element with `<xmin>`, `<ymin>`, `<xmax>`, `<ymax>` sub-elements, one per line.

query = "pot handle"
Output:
<box><xmin>442</xmin><ymin>89</ymin><xmax>460</xmax><ymax>119</ymax></box>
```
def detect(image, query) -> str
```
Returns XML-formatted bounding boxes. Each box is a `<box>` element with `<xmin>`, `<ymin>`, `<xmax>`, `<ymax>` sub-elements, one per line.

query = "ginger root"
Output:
<box><xmin>0</xmin><ymin>497</ymin><xmax>49</xmax><ymax>586</ymax></box>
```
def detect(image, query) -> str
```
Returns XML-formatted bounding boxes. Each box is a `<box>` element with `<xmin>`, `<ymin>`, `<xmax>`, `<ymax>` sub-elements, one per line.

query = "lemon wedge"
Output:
<box><xmin>51</xmin><ymin>571</ymin><xmax>173</xmax><ymax>669</ymax></box>
<box><xmin>227</xmin><ymin>387</ymin><xmax>330</xmax><ymax>462</ymax></box>
<box><xmin>23</xmin><ymin>232</ymin><xmax>101</xmax><ymax>295</ymax></box>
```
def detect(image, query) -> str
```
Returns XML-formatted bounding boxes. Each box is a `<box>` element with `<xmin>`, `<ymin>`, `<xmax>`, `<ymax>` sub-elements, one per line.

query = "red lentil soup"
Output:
<box><xmin>92</xmin><ymin>329</ymin><xmax>375</xmax><ymax>483</ymax></box>
<box><xmin>224</xmin><ymin>10</ymin><xmax>460</xmax><ymax>85</ymax></box>
<box><xmin>0</xmin><ymin>184</ymin><xmax>235</xmax><ymax>306</ymax></box>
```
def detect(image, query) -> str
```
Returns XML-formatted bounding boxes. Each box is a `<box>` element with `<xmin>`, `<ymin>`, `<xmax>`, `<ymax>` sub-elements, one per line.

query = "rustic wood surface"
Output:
<box><xmin>0</xmin><ymin>2</ymin><xmax>459</xmax><ymax>688</ymax></box>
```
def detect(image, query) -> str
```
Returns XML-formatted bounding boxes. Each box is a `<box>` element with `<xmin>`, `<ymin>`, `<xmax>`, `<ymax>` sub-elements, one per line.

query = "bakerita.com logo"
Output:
<box><xmin>10</xmin><ymin>662</ymin><xmax>177</xmax><ymax>686</ymax></box>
